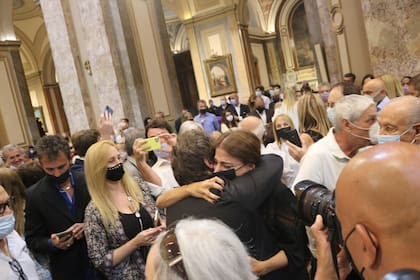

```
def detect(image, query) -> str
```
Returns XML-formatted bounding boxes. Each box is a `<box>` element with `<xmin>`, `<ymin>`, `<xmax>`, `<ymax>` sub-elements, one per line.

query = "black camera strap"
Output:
<box><xmin>328</xmin><ymin>227</ymin><xmax>341</xmax><ymax>279</ymax></box>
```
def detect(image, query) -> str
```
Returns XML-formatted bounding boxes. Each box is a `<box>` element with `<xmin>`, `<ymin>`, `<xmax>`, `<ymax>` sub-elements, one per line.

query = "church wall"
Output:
<box><xmin>361</xmin><ymin>0</ymin><xmax>420</xmax><ymax>77</ymax></box>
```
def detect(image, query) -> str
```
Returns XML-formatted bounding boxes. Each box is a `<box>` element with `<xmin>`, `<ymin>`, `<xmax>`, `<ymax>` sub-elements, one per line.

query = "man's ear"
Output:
<box><xmin>341</xmin><ymin>119</ymin><xmax>352</xmax><ymax>133</ymax></box>
<box><xmin>355</xmin><ymin>224</ymin><xmax>379</xmax><ymax>269</ymax></box>
<box><xmin>413</xmin><ymin>122</ymin><xmax>420</xmax><ymax>135</ymax></box>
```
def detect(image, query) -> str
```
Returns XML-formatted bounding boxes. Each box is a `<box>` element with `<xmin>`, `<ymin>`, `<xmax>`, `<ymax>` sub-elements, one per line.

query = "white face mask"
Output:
<box><xmin>349</xmin><ymin>121</ymin><xmax>379</xmax><ymax>144</ymax></box>
<box><xmin>226</xmin><ymin>115</ymin><xmax>234</xmax><ymax>122</ymax></box>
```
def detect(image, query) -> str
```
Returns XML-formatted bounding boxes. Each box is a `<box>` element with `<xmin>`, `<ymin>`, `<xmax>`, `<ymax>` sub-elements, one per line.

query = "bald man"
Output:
<box><xmin>377</xmin><ymin>96</ymin><xmax>420</xmax><ymax>144</ymax></box>
<box><xmin>362</xmin><ymin>78</ymin><xmax>390</xmax><ymax>111</ymax></box>
<box><xmin>313</xmin><ymin>142</ymin><xmax>420</xmax><ymax>279</ymax></box>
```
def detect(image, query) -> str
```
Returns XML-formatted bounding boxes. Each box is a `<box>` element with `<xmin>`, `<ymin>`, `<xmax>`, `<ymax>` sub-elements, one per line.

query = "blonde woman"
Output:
<box><xmin>272</xmin><ymin>88</ymin><xmax>300</xmax><ymax>132</ymax></box>
<box><xmin>265</xmin><ymin>114</ymin><xmax>301</xmax><ymax>188</ymax></box>
<box><xmin>380</xmin><ymin>73</ymin><xmax>403</xmax><ymax>99</ymax></box>
<box><xmin>84</xmin><ymin>140</ymin><xmax>163</xmax><ymax>279</ymax></box>
<box><xmin>288</xmin><ymin>93</ymin><xmax>331</xmax><ymax>162</ymax></box>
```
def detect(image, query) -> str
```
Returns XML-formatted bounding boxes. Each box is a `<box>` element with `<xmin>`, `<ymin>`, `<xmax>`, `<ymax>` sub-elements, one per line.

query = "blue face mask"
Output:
<box><xmin>327</xmin><ymin>107</ymin><xmax>335</xmax><ymax>125</ymax></box>
<box><xmin>377</xmin><ymin>126</ymin><xmax>413</xmax><ymax>144</ymax></box>
<box><xmin>230</xmin><ymin>99</ymin><xmax>237</xmax><ymax>106</ymax></box>
<box><xmin>255</xmin><ymin>91</ymin><xmax>262</xmax><ymax>97</ymax></box>
<box><xmin>0</xmin><ymin>213</ymin><xmax>15</xmax><ymax>238</ymax></box>
<box><xmin>153</xmin><ymin>143</ymin><xmax>171</xmax><ymax>159</ymax></box>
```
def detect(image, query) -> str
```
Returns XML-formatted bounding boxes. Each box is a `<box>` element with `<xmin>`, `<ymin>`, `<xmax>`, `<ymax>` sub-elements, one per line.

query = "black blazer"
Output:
<box><xmin>167</xmin><ymin>154</ymin><xmax>283</xmax><ymax>257</ymax></box>
<box><xmin>25</xmin><ymin>171</ymin><xmax>92</xmax><ymax>280</ymax></box>
<box><xmin>226</xmin><ymin>103</ymin><xmax>250</xmax><ymax>119</ymax></box>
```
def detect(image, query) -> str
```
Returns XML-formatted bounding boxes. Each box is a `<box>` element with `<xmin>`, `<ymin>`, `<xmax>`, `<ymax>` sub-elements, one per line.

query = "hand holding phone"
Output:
<box><xmin>143</xmin><ymin>136</ymin><xmax>161</xmax><ymax>152</ymax></box>
<box><xmin>104</xmin><ymin>105</ymin><xmax>114</xmax><ymax>116</ymax></box>
<box><xmin>56</xmin><ymin>230</ymin><xmax>73</xmax><ymax>240</ymax></box>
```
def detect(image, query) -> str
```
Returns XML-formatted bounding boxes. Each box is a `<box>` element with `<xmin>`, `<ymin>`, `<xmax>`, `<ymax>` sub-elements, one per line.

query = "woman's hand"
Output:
<box><xmin>186</xmin><ymin>177</ymin><xmax>224</xmax><ymax>204</ymax></box>
<box><xmin>98</xmin><ymin>112</ymin><xmax>114</xmax><ymax>140</ymax></box>
<box><xmin>286</xmin><ymin>133</ymin><xmax>313</xmax><ymax>162</ymax></box>
<box><xmin>250</xmin><ymin>257</ymin><xmax>270</xmax><ymax>276</ymax></box>
<box><xmin>134</xmin><ymin>227</ymin><xmax>163</xmax><ymax>247</ymax></box>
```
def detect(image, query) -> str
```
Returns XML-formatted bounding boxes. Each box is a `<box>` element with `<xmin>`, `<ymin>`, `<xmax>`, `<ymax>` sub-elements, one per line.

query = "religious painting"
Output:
<box><xmin>290</xmin><ymin>2</ymin><xmax>315</xmax><ymax>68</ymax></box>
<box><xmin>205</xmin><ymin>54</ymin><xmax>237</xmax><ymax>97</ymax></box>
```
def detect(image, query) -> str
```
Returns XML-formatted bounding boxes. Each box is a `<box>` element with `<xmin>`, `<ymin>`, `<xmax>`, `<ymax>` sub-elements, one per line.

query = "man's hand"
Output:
<box><xmin>133</xmin><ymin>138</ymin><xmax>150</xmax><ymax>163</ymax></box>
<box><xmin>186</xmin><ymin>177</ymin><xmax>224</xmax><ymax>204</ymax></box>
<box><xmin>69</xmin><ymin>223</ymin><xmax>85</xmax><ymax>240</ymax></box>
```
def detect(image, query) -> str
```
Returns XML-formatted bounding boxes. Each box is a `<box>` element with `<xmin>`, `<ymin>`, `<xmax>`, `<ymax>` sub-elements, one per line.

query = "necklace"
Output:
<box><xmin>61</xmin><ymin>183</ymin><xmax>71</xmax><ymax>191</ymax></box>
<box><xmin>127</xmin><ymin>195</ymin><xmax>143</xmax><ymax>232</ymax></box>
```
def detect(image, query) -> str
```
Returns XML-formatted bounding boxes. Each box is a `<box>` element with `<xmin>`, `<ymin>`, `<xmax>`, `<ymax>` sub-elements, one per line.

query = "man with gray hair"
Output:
<box><xmin>377</xmin><ymin>95</ymin><xmax>420</xmax><ymax>145</ymax></box>
<box><xmin>293</xmin><ymin>94</ymin><xmax>377</xmax><ymax>191</ymax></box>
<box><xmin>1</xmin><ymin>144</ymin><xmax>27</xmax><ymax>169</ymax></box>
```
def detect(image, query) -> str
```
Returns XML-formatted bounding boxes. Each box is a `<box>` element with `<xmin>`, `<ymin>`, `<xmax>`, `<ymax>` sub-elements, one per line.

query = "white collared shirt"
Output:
<box><xmin>292</xmin><ymin>128</ymin><xmax>350</xmax><ymax>191</ymax></box>
<box><xmin>0</xmin><ymin>231</ymin><xmax>39</xmax><ymax>280</ymax></box>
<box><xmin>377</xmin><ymin>96</ymin><xmax>390</xmax><ymax>111</ymax></box>
<box><xmin>151</xmin><ymin>157</ymin><xmax>179</xmax><ymax>196</ymax></box>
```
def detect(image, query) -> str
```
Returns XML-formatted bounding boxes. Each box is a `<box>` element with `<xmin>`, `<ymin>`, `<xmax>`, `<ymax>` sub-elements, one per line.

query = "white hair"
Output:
<box><xmin>150</xmin><ymin>218</ymin><xmax>257</xmax><ymax>280</ymax></box>
<box><xmin>178</xmin><ymin>120</ymin><xmax>204</xmax><ymax>136</ymax></box>
<box><xmin>334</xmin><ymin>94</ymin><xmax>375</xmax><ymax>131</ymax></box>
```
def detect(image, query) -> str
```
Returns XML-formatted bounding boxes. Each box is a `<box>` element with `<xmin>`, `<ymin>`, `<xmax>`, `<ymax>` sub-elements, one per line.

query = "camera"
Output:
<box><xmin>294</xmin><ymin>180</ymin><xmax>337</xmax><ymax>228</ymax></box>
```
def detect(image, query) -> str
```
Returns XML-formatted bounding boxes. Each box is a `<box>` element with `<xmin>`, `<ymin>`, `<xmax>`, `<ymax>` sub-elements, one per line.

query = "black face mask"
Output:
<box><xmin>213</xmin><ymin>169</ymin><xmax>236</xmax><ymax>180</ymax></box>
<box><xmin>199</xmin><ymin>108</ymin><xmax>207</xmax><ymax>114</ymax></box>
<box><xmin>47</xmin><ymin>169</ymin><xmax>70</xmax><ymax>185</ymax></box>
<box><xmin>275</xmin><ymin>126</ymin><xmax>291</xmax><ymax>139</ymax></box>
<box><xmin>342</xmin><ymin>227</ymin><xmax>366</xmax><ymax>279</ymax></box>
<box><xmin>256</xmin><ymin>106</ymin><xmax>265</xmax><ymax>113</ymax></box>
<box><xmin>106</xmin><ymin>163</ymin><xmax>125</xmax><ymax>181</ymax></box>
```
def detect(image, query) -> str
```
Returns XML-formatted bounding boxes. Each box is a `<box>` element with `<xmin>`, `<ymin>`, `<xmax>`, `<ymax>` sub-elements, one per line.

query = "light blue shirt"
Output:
<box><xmin>194</xmin><ymin>112</ymin><xmax>220</xmax><ymax>134</ymax></box>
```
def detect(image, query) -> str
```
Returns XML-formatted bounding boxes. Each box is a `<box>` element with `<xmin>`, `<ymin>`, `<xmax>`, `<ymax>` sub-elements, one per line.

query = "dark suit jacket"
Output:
<box><xmin>167</xmin><ymin>154</ymin><xmax>283</xmax><ymax>257</ymax></box>
<box><xmin>25</xmin><ymin>171</ymin><xmax>92</xmax><ymax>280</ymax></box>
<box><xmin>226</xmin><ymin>103</ymin><xmax>250</xmax><ymax>119</ymax></box>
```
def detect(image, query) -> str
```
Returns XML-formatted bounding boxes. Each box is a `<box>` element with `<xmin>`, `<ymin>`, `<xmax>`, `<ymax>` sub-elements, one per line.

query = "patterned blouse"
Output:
<box><xmin>84</xmin><ymin>201</ymin><xmax>153</xmax><ymax>280</ymax></box>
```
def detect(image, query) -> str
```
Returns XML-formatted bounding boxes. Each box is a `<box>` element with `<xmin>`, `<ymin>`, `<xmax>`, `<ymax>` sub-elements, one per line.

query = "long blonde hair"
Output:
<box><xmin>281</xmin><ymin>88</ymin><xmax>298</xmax><ymax>110</ymax></box>
<box><xmin>84</xmin><ymin>140</ymin><xmax>143</xmax><ymax>230</ymax></box>
<box><xmin>380</xmin><ymin>73</ymin><xmax>403</xmax><ymax>99</ymax></box>
<box><xmin>0</xmin><ymin>168</ymin><xmax>25</xmax><ymax>235</ymax></box>
<box><xmin>297</xmin><ymin>93</ymin><xmax>331</xmax><ymax>136</ymax></box>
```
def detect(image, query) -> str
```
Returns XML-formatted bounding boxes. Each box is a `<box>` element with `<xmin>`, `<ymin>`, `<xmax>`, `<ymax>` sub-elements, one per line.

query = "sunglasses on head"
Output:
<box><xmin>159</xmin><ymin>227</ymin><xmax>188</xmax><ymax>279</ymax></box>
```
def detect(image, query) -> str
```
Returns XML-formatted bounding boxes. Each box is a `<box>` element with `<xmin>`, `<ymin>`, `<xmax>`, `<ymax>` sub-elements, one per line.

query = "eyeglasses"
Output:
<box><xmin>159</xmin><ymin>227</ymin><xmax>188</xmax><ymax>279</ymax></box>
<box><xmin>9</xmin><ymin>258</ymin><xmax>28</xmax><ymax>280</ymax></box>
<box><xmin>0</xmin><ymin>197</ymin><xmax>14</xmax><ymax>215</ymax></box>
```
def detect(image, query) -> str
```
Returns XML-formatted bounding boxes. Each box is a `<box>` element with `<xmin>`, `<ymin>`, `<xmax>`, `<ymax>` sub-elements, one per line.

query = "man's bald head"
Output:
<box><xmin>336</xmin><ymin>142</ymin><xmax>420</xmax><ymax>278</ymax></box>
<box><xmin>378</xmin><ymin>96</ymin><xmax>420</xmax><ymax>144</ymax></box>
<box><xmin>239</xmin><ymin>116</ymin><xmax>264</xmax><ymax>142</ymax></box>
<box><xmin>362</xmin><ymin>78</ymin><xmax>387</xmax><ymax>104</ymax></box>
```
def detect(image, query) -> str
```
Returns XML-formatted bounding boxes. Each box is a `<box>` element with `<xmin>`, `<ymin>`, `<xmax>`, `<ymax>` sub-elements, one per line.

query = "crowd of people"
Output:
<box><xmin>0</xmin><ymin>72</ymin><xmax>419</xmax><ymax>280</ymax></box>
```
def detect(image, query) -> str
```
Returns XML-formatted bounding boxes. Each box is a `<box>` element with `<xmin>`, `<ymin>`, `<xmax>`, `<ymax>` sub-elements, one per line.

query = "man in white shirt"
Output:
<box><xmin>293</xmin><ymin>94</ymin><xmax>377</xmax><ymax>191</ymax></box>
<box><xmin>146</xmin><ymin>120</ymin><xmax>179</xmax><ymax>195</ymax></box>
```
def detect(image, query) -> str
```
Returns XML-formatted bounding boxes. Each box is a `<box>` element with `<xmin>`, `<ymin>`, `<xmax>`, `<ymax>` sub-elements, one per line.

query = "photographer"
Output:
<box><xmin>310</xmin><ymin>142</ymin><xmax>420</xmax><ymax>280</ymax></box>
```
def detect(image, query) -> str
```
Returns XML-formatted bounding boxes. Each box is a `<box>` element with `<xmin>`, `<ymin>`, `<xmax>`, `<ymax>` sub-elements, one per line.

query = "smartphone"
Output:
<box><xmin>56</xmin><ymin>230</ymin><xmax>72</xmax><ymax>239</ymax></box>
<box><xmin>153</xmin><ymin>210</ymin><xmax>161</xmax><ymax>227</ymax></box>
<box><xmin>104</xmin><ymin>105</ymin><xmax>114</xmax><ymax>116</ymax></box>
<box><xmin>285</xmin><ymin>129</ymin><xmax>302</xmax><ymax>147</ymax></box>
<box><xmin>144</xmin><ymin>136</ymin><xmax>161</xmax><ymax>151</ymax></box>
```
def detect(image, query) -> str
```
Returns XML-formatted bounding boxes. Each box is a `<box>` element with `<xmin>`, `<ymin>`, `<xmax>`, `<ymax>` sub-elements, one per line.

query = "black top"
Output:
<box><xmin>119</xmin><ymin>207</ymin><xmax>153</xmax><ymax>240</ymax></box>
<box><xmin>305</xmin><ymin>129</ymin><xmax>324</xmax><ymax>143</ymax></box>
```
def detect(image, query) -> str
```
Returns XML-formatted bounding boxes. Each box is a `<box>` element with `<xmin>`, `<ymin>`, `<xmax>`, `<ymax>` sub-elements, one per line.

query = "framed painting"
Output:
<box><xmin>204</xmin><ymin>54</ymin><xmax>237</xmax><ymax>97</ymax></box>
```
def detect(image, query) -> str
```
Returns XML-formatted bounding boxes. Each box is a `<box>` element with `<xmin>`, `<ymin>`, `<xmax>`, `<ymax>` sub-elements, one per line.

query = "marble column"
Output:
<box><xmin>0</xmin><ymin>41</ymin><xmax>39</xmax><ymax>146</ymax></box>
<box><xmin>40</xmin><ymin>0</ymin><xmax>93</xmax><ymax>133</ymax></box>
<box><xmin>238</xmin><ymin>24</ymin><xmax>257</xmax><ymax>90</ymax></box>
